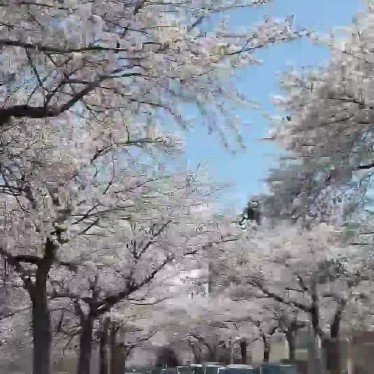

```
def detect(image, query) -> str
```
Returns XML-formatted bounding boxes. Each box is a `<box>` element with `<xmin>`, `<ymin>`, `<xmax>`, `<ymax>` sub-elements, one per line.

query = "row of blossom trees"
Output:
<box><xmin>0</xmin><ymin>0</ymin><xmax>305</xmax><ymax>373</ymax></box>
<box><xmin>155</xmin><ymin>3</ymin><xmax>374</xmax><ymax>374</ymax></box>
<box><xmin>0</xmin><ymin>109</ymin><xmax>243</xmax><ymax>374</ymax></box>
<box><xmin>3</xmin><ymin>1</ymin><xmax>374</xmax><ymax>374</ymax></box>
<box><xmin>160</xmin><ymin>223</ymin><xmax>373</xmax><ymax>371</ymax></box>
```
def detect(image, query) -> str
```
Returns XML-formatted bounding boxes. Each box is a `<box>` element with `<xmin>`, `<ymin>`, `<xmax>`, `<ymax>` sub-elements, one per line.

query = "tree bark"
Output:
<box><xmin>285</xmin><ymin>330</ymin><xmax>296</xmax><ymax>361</ymax></box>
<box><xmin>1</xmin><ymin>239</ymin><xmax>56</xmax><ymax>374</ymax></box>
<box><xmin>324</xmin><ymin>303</ymin><xmax>344</xmax><ymax>374</ymax></box>
<box><xmin>29</xmin><ymin>240</ymin><xmax>56</xmax><ymax>374</ymax></box>
<box><xmin>189</xmin><ymin>343</ymin><xmax>202</xmax><ymax>364</ymax></box>
<box><xmin>205</xmin><ymin>343</ymin><xmax>219</xmax><ymax>362</ymax></box>
<box><xmin>77</xmin><ymin>316</ymin><xmax>95</xmax><ymax>374</ymax></box>
<box><xmin>110</xmin><ymin>325</ymin><xmax>118</xmax><ymax>374</ymax></box>
<box><xmin>262</xmin><ymin>335</ymin><xmax>270</xmax><ymax>363</ymax></box>
<box><xmin>330</xmin><ymin>308</ymin><xmax>342</xmax><ymax>340</ymax></box>
<box><xmin>100</xmin><ymin>317</ymin><xmax>111</xmax><ymax>374</ymax></box>
<box><xmin>229</xmin><ymin>340</ymin><xmax>234</xmax><ymax>364</ymax></box>
<box><xmin>110</xmin><ymin>326</ymin><xmax>127</xmax><ymax>374</ymax></box>
<box><xmin>31</xmin><ymin>280</ymin><xmax>52</xmax><ymax>374</ymax></box>
<box><xmin>307</xmin><ymin>326</ymin><xmax>322</xmax><ymax>374</ymax></box>
<box><xmin>310</xmin><ymin>285</ymin><xmax>324</xmax><ymax>340</ymax></box>
<box><xmin>111</xmin><ymin>344</ymin><xmax>126</xmax><ymax>374</ymax></box>
<box><xmin>323</xmin><ymin>338</ymin><xmax>342</xmax><ymax>374</ymax></box>
<box><xmin>213</xmin><ymin>343</ymin><xmax>220</xmax><ymax>362</ymax></box>
<box><xmin>240</xmin><ymin>339</ymin><xmax>247</xmax><ymax>365</ymax></box>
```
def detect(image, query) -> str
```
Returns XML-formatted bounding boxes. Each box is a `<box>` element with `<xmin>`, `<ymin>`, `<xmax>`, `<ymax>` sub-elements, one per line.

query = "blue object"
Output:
<box><xmin>224</xmin><ymin>365</ymin><xmax>255</xmax><ymax>374</ymax></box>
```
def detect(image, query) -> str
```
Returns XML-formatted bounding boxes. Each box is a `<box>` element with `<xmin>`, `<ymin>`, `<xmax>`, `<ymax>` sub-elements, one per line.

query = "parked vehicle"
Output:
<box><xmin>221</xmin><ymin>364</ymin><xmax>255</xmax><ymax>374</ymax></box>
<box><xmin>177</xmin><ymin>365</ymin><xmax>204</xmax><ymax>374</ymax></box>
<box><xmin>202</xmin><ymin>362</ymin><xmax>225</xmax><ymax>374</ymax></box>
<box><xmin>259</xmin><ymin>364</ymin><xmax>296</xmax><ymax>374</ymax></box>
<box><xmin>160</xmin><ymin>368</ymin><xmax>178</xmax><ymax>374</ymax></box>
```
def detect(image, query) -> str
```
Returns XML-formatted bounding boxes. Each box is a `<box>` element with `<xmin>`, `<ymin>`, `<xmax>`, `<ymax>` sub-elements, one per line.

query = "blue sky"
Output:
<box><xmin>182</xmin><ymin>0</ymin><xmax>362</xmax><ymax>211</ymax></box>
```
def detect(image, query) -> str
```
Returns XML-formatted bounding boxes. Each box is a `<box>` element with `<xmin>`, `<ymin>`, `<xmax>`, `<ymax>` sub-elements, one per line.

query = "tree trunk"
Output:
<box><xmin>110</xmin><ymin>326</ymin><xmax>127</xmax><ymax>374</ymax></box>
<box><xmin>194</xmin><ymin>354</ymin><xmax>202</xmax><ymax>364</ymax></box>
<box><xmin>323</xmin><ymin>338</ymin><xmax>342</xmax><ymax>374</ymax></box>
<box><xmin>100</xmin><ymin>318</ymin><xmax>111</xmax><ymax>374</ymax></box>
<box><xmin>111</xmin><ymin>344</ymin><xmax>126</xmax><ymax>374</ymax></box>
<box><xmin>31</xmin><ymin>281</ymin><xmax>52</xmax><ymax>374</ymax></box>
<box><xmin>205</xmin><ymin>343</ymin><xmax>219</xmax><ymax>362</ymax></box>
<box><xmin>77</xmin><ymin>316</ymin><xmax>95</xmax><ymax>374</ymax></box>
<box><xmin>286</xmin><ymin>330</ymin><xmax>296</xmax><ymax>361</ymax></box>
<box><xmin>29</xmin><ymin>243</ymin><xmax>56</xmax><ymax>374</ymax></box>
<box><xmin>330</xmin><ymin>309</ymin><xmax>342</xmax><ymax>340</ymax></box>
<box><xmin>110</xmin><ymin>325</ymin><xmax>118</xmax><ymax>374</ymax></box>
<box><xmin>262</xmin><ymin>335</ymin><xmax>270</xmax><ymax>363</ymax></box>
<box><xmin>213</xmin><ymin>343</ymin><xmax>220</xmax><ymax>362</ymax></box>
<box><xmin>325</xmin><ymin>306</ymin><xmax>343</xmax><ymax>374</ymax></box>
<box><xmin>229</xmin><ymin>340</ymin><xmax>234</xmax><ymax>364</ymax></box>
<box><xmin>307</xmin><ymin>326</ymin><xmax>322</xmax><ymax>374</ymax></box>
<box><xmin>190</xmin><ymin>343</ymin><xmax>202</xmax><ymax>364</ymax></box>
<box><xmin>240</xmin><ymin>340</ymin><xmax>247</xmax><ymax>364</ymax></box>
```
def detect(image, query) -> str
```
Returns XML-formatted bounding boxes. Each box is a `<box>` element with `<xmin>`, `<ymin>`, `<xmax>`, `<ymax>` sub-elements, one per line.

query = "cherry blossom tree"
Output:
<box><xmin>219</xmin><ymin>223</ymin><xmax>374</xmax><ymax>372</ymax></box>
<box><xmin>0</xmin><ymin>100</ymin><xmax>239</xmax><ymax>374</ymax></box>
<box><xmin>49</xmin><ymin>204</ymin><xmax>234</xmax><ymax>374</ymax></box>
<box><xmin>228</xmin><ymin>224</ymin><xmax>374</xmax><ymax>338</ymax></box>
<box><xmin>160</xmin><ymin>296</ymin><xmax>227</xmax><ymax>363</ymax></box>
<box><xmin>98</xmin><ymin>305</ymin><xmax>161</xmax><ymax>374</ymax></box>
<box><xmin>0</xmin><ymin>3</ymin><xmax>313</xmax><ymax>373</ymax></box>
<box><xmin>262</xmin><ymin>0</ymin><xmax>374</xmax><ymax>224</ymax></box>
<box><xmin>0</xmin><ymin>0</ymin><xmax>307</xmax><ymax>148</ymax></box>
<box><xmin>222</xmin><ymin>299</ymin><xmax>308</xmax><ymax>363</ymax></box>
<box><xmin>50</xmin><ymin>292</ymin><xmax>170</xmax><ymax>374</ymax></box>
<box><xmin>0</xmin><ymin>115</ymin><xmax>176</xmax><ymax>374</ymax></box>
<box><xmin>159</xmin><ymin>292</ymin><xmax>265</xmax><ymax>365</ymax></box>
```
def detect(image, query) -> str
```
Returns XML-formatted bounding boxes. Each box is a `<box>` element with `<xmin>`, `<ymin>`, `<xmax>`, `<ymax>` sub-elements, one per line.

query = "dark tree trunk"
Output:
<box><xmin>100</xmin><ymin>318</ymin><xmax>111</xmax><ymax>374</ymax></box>
<box><xmin>285</xmin><ymin>330</ymin><xmax>296</xmax><ymax>361</ymax></box>
<box><xmin>31</xmin><ymin>280</ymin><xmax>52</xmax><ymax>374</ymax></box>
<box><xmin>204</xmin><ymin>344</ymin><xmax>218</xmax><ymax>362</ymax></box>
<box><xmin>310</xmin><ymin>285</ymin><xmax>325</xmax><ymax>339</ymax></box>
<box><xmin>239</xmin><ymin>340</ymin><xmax>247</xmax><ymax>364</ymax></box>
<box><xmin>310</xmin><ymin>304</ymin><xmax>321</xmax><ymax>337</ymax></box>
<box><xmin>1</xmin><ymin>238</ymin><xmax>56</xmax><ymax>374</ymax></box>
<box><xmin>319</xmin><ymin>301</ymin><xmax>345</xmax><ymax>374</ymax></box>
<box><xmin>213</xmin><ymin>344</ymin><xmax>220</xmax><ymax>362</ymax></box>
<box><xmin>330</xmin><ymin>309</ymin><xmax>342</xmax><ymax>340</ymax></box>
<box><xmin>110</xmin><ymin>326</ymin><xmax>128</xmax><ymax>374</ymax></box>
<box><xmin>324</xmin><ymin>308</ymin><xmax>344</xmax><ymax>374</ymax></box>
<box><xmin>323</xmin><ymin>338</ymin><xmax>342</xmax><ymax>374</ymax></box>
<box><xmin>111</xmin><ymin>344</ymin><xmax>126</xmax><ymax>374</ymax></box>
<box><xmin>262</xmin><ymin>335</ymin><xmax>270</xmax><ymax>363</ymax></box>
<box><xmin>194</xmin><ymin>353</ymin><xmax>202</xmax><ymax>364</ymax></box>
<box><xmin>189</xmin><ymin>343</ymin><xmax>202</xmax><ymax>364</ymax></box>
<box><xmin>306</xmin><ymin>287</ymin><xmax>324</xmax><ymax>374</ymax></box>
<box><xmin>110</xmin><ymin>325</ymin><xmax>118</xmax><ymax>374</ymax></box>
<box><xmin>229</xmin><ymin>341</ymin><xmax>234</xmax><ymax>364</ymax></box>
<box><xmin>77</xmin><ymin>316</ymin><xmax>95</xmax><ymax>374</ymax></box>
<box><xmin>30</xmin><ymin>241</ymin><xmax>56</xmax><ymax>374</ymax></box>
